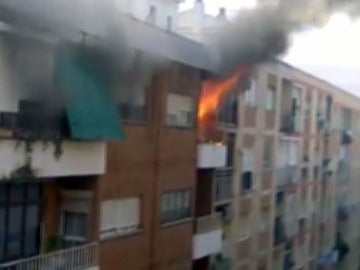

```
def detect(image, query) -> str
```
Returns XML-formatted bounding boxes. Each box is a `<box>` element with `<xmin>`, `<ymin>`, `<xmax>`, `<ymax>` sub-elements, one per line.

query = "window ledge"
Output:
<box><xmin>99</xmin><ymin>229</ymin><xmax>142</xmax><ymax>242</ymax></box>
<box><xmin>161</xmin><ymin>217</ymin><xmax>193</xmax><ymax>228</ymax></box>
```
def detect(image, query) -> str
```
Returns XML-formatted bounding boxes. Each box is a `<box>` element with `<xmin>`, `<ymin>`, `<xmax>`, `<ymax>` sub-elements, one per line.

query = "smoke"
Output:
<box><xmin>327</xmin><ymin>0</ymin><xmax>360</xmax><ymax>17</ymax></box>
<box><xmin>207</xmin><ymin>7</ymin><xmax>288</xmax><ymax>76</ymax></box>
<box><xmin>205</xmin><ymin>0</ymin><xmax>360</xmax><ymax>76</ymax></box>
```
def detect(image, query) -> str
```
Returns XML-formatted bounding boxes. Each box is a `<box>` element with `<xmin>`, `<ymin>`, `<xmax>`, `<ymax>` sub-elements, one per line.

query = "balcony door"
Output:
<box><xmin>59</xmin><ymin>190</ymin><xmax>91</xmax><ymax>248</ymax></box>
<box><xmin>0</xmin><ymin>183</ymin><xmax>41</xmax><ymax>263</ymax></box>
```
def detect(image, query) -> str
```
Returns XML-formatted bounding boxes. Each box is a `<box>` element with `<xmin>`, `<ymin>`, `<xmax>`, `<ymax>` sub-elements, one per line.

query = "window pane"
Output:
<box><xmin>64</xmin><ymin>212</ymin><xmax>87</xmax><ymax>238</ymax></box>
<box><xmin>10</xmin><ymin>184</ymin><xmax>23</xmax><ymax>202</ymax></box>
<box><xmin>0</xmin><ymin>185</ymin><xmax>6</xmax><ymax>204</ymax></box>
<box><xmin>117</xmin><ymin>83</ymin><xmax>146</xmax><ymax>122</ymax></box>
<box><xmin>118</xmin><ymin>197</ymin><xmax>140</xmax><ymax>229</ymax></box>
<box><xmin>166</xmin><ymin>94</ymin><xmax>194</xmax><ymax>127</ymax></box>
<box><xmin>101</xmin><ymin>200</ymin><xmax>117</xmax><ymax>233</ymax></box>
<box><xmin>0</xmin><ymin>207</ymin><xmax>5</xmax><ymax>261</ymax></box>
<box><xmin>7</xmin><ymin>206</ymin><xmax>23</xmax><ymax>260</ymax></box>
<box><xmin>161</xmin><ymin>191</ymin><xmax>191</xmax><ymax>224</ymax></box>
<box><xmin>27</xmin><ymin>184</ymin><xmax>40</xmax><ymax>201</ymax></box>
<box><xmin>24</xmin><ymin>205</ymin><xmax>39</xmax><ymax>256</ymax></box>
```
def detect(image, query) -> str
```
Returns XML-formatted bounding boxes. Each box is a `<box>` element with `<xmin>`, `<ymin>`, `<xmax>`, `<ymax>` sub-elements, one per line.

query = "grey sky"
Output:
<box><xmin>180</xmin><ymin>0</ymin><xmax>360</xmax><ymax>97</ymax></box>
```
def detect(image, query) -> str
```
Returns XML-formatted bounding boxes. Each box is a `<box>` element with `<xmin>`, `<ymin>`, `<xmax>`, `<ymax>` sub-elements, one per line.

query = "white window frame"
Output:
<box><xmin>166</xmin><ymin>93</ymin><xmax>194</xmax><ymax>127</ymax></box>
<box><xmin>59</xmin><ymin>190</ymin><xmax>92</xmax><ymax>246</ymax></box>
<box><xmin>100</xmin><ymin>197</ymin><xmax>141</xmax><ymax>240</ymax></box>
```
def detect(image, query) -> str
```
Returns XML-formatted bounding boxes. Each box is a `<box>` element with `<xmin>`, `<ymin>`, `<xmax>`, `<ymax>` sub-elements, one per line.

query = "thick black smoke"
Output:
<box><xmin>207</xmin><ymin>7</ymin><xmax>289</xmax><ymax>76</ymax></box>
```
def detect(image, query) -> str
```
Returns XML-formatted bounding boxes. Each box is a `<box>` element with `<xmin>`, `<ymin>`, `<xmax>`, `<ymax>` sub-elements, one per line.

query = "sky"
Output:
<box><xmin>180</xmin><ymin>0</ymin><xmax>360</xmax><ymax>97</ymax></box>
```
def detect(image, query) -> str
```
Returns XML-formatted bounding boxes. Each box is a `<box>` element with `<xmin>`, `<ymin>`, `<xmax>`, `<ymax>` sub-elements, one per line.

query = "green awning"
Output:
<box><xmin>54</xmin><ymin>48</ymin><xmax>124</xmax><ymax>140</ymax></box>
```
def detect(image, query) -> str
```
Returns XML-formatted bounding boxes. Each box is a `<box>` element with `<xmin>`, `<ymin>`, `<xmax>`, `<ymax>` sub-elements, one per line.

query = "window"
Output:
<box><xmin>265</xmin><ymin>74</ymin><xmax>276</xmax><ymax>111</ymax></box>
<box><xmin>166</xmin><ymin>16</ymin><xmax>173</xmax><ymax>31</ymax></box>
<box><xmin>166</xmin><ymin>93</ymin><xmax>195</xmax><ymax>127</ymax></box>
<box><xmin>62</xmin><ymin>212</ymin><xmax>87</xmax><ymax>248</ymax></box>
<box><xmin>241</xmin><ymin>171</ymin><xmax>253</xmax><ymax>193</ymax></box>
<box><xmin>265</xmin><ymin>87</ymin><xmax>275</xmax><ymax>111</ymax></box>
<box><xmin>218</xmin><ymin>91</ymin><xmax>237</xmax><ymax>125</ymax></box>
<box><xmin>100</xmin><ymin>197</ymin><xmax>140</xmax><ymax>239</ymax></box>
<box><xmin>241</xmin><ymin>148</ymin><xmax>254</xmax><ymax>193</ymax></box>
<box><xmin>117</xmin><ymin>83</ymin><xmax>146</xmax><ymax>123</ymax></box>
<box><xmin>244</xmin><ymin>79</ymin><xmax>256</xmax><ymax>107</ymax></box>
<box><xmin>0</xmin><ymin>183</ymin><xmax>41</xmax><ymax>263</ymax></box>
<box><xmin>263</xmin><ymin>139</ymin><xmax>273</xmax><ymax>168</ymax></box>
<box><xmin>161</xmin><ymin>190</ymin><xmax>191</xmax><ymax>224</ymax></box>
<box><xmin>226</xmin><ymin>133</ymin><xmax>236</xmax><ymax>167</ymax></box>
<box><xmin>214</xmin><ymin>168</ymin><xmax>233</xmax><ymax>201</ymax></box>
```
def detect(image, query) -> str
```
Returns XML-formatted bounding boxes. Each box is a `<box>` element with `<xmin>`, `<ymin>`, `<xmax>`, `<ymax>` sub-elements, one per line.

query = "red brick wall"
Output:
<box><xmin>97</xmin><ymin>64</ymin><xmax>201</xmax><ymax>270</ymax></box>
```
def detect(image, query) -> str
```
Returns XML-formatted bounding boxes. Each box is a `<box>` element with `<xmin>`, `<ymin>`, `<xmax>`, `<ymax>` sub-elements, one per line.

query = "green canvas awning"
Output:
<box><xmin>54</xmin><ymin>48</ymin><xmax>124</xmax><ymax>140</ymax></box>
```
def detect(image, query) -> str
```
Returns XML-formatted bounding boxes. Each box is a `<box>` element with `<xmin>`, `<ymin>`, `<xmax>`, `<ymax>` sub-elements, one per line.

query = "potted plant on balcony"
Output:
<box><xmin>43</xmin><ymin>235</ymin><xmax>59</xmax><ymax>253</ymax></box>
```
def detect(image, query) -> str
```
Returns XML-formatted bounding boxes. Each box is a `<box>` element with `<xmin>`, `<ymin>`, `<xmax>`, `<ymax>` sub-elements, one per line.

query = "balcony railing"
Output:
<box><xmin>197</xmin><ymin>143</ymin><xmax>228</xmax><ymax>169</ymax></box>
<box><xmin>193</xmin><ymin>215</ymin><xmax>222</xmax><ymax>259</ymax></box>
<box><xmin>214</xmin><ymin>168</ymin><xmax>233</xmax><ymax>202</ymax></box>
<box><xmin>276</xmin><ymin>166</ymin><xmax>298</xmax><ymax>188</ymax></box>
<box><xmin>0</xmin><ymin>242</ymin><xmax>98</xmax><ymax>270</ymax></box>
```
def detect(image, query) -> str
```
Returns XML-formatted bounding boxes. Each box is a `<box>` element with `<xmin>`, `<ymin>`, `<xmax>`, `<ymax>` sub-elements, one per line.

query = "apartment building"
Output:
<box><xmin>193</xmin><ymin>60</ymin><xmax>360</xmax><ymax>270</ymax></box>
<box><xmin>177</xmin><ymin>0</ymin><xmax>227</xmax><ymax>43</ymax></box>
<box><xmin>0</xmin><ymin>4</ymin><xmax>220</xmax><ymax>270</ymax></box>
<box><xmin>115</xmin><ymin>0</ymin><xmax>182</xmax><ymax>31</ymax></box>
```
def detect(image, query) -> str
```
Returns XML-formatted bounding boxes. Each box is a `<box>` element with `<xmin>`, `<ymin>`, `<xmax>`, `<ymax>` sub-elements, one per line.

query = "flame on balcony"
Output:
<box><xmin>198</xmin><ymin>66</ymin><xmax>249</xmax><ymax>142</ymax></box>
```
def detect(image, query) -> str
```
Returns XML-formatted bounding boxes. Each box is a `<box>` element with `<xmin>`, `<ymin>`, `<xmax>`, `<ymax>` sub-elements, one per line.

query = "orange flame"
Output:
<box><xmin>198</xmin><ymin>66</ymin><xmax>249</xmax><ymax>142</ymax></box>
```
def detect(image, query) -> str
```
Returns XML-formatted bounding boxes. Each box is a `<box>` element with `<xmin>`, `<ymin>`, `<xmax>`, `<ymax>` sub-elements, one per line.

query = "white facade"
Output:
<box><xmin>115</xmin><ymin>0</ymin><xmax>181</xmax><ymax>31</ymax></box>
<box><xmin>176</xmin><ymin>0</ymin><xmax>227</xmax><ymax>42</ymax></box>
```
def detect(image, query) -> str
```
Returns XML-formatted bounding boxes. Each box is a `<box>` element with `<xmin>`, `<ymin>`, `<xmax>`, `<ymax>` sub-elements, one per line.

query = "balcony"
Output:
<box><xmin>274</xmin><ymin>217</ymin><xmax>286</xmax><ymax>246</ymax></box>
<box><xmin>0</xmin><ymin>242</ymin><xmax>98</xmax><ymax>270</ymax></box>
<box><xmin>197</xmin><ymin>143</ymin><xmax>227</xmax><ymax>169</ymax></box>
<box><xmin>214</xmin><ymin>168</ymin><xmax>233</xmax><ymax>203</ymax></box>
<box><xmin>280</xmin><ymin>113</ymin><xmax>301</xmax><ymax>136</ymax></box>
<box><xmin>193</xmin><ymin>214</ymin><xmax>223</xmax><ymax>259</ymax></box>
<box><xmin>0</xmin><ymin>99</ymin><xmax>113</xmax><ymax>178</ymax></box>
<box><xmin>277</xmin><ymin>166</ymin><xmax>298</xmax><ymax>189</ymax></box>
<box><xmin>0</xmin><ymin>139</ymin><xmax>106</xmax><ymax>178</ymax></box>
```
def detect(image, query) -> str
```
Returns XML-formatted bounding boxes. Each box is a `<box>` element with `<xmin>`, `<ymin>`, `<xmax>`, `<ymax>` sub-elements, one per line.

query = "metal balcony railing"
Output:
<box><xmin>214</xmin><ymin>168</ymin><xmax>233</xmax><ymax>201</ymax></box>
<box><xmin>276</xmin><ymin>166</ymin><xmax>298</xmax><ymax>188</ymax></box>
<box><xmin>0</xmin><ymin>242</ymin><xmax>98</xmax><ymax>270</ymax></box>
<box><xmin>195</xmin><ymin>214</ymin><xmax>222</xmax><ymax>234</ymax></box>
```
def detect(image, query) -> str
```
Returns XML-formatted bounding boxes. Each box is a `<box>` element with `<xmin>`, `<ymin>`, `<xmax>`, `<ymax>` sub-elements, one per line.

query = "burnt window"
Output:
<box><xmin>117</xmin><ymin>80</ymin><xmax>147</xmax><ymax>123</ymax></box>
<box><xmin>16</xmin><ymin>100</ymin><xmax>68</xmax><ymax>140</ymax></box>
<box><xmin>218</xmin><ymin>91</ymin><xmax>237</xmax><ymax>125</ymax></box>
<box><xmin>0</xmin><ymin>112</ymin><xmax>17</xmax><ymax>130</ymax></box>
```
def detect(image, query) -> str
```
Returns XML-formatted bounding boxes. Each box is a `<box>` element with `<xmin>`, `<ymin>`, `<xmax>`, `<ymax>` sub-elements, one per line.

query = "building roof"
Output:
<box><xmin>0</xmin><ymin>0</ymin><xmax>215</xmax><ymax>72</ymax></box>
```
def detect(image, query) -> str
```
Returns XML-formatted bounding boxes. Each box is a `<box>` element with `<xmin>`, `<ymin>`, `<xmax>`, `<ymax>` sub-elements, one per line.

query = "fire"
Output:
<box><xmin>198</xmin><ymin>66</ymin><xmax>249</xmax><ymax>142</ymax></box>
